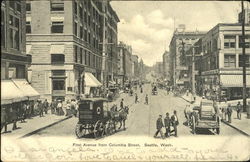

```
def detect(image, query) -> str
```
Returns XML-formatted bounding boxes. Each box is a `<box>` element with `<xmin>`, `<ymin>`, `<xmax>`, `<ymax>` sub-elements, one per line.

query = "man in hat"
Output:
<box><xmin>164</xmin><ymin>113</ymin><xmax>171</xmax><ymax>137</ymax></box>
<box><xmin>38</xmin><ymin>100</ymin><xmax>44</xmax><ymax>117</ymax></box>
<box><xmin>171</xmin><ymin>110</ymin><xmax>179</xmax><ymax>137</ymax></box>
<box><xmin>227</xmin><ymin>103</ymin><xmax>233</xmax><ymax>123</ymax></box>
<box><xmin>154</xmin><ymin>115</ymin><xmax>164</xmax><ymax>139</ymax></box>
<box><xmin>43</xmin><ymin>99</ymin><xmax>49</xmax><ymax>114</ymax></box>
<box><xmin>236</xmin><ymin>101</ymin><xmax>242</xmax><ymax>120</ymax></box>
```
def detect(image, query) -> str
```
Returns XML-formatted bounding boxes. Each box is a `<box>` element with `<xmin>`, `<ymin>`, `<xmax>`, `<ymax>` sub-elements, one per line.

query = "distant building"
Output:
<box><xmin>131</xmin><ymin>55</ymin><xmax>139</xmax><ymax>80</ymax></box>
<box><xmin>196</xmin><ymin>23</ymin><xmax>250</xmax><ymax>100</ymax></box>
<box><xmin>162</xmin><ymin>51</ymin><xmax>170</xmax><ymax>80</ymax></box>
<box><xmin>117</xmin><ymin>42</ymin><xmax>133</xmax><ymax>85</ymax></box>
<box><xmin>169</xmin><ymin>25</ymin><xmax>205</xmax><ymax>88</ymax></box>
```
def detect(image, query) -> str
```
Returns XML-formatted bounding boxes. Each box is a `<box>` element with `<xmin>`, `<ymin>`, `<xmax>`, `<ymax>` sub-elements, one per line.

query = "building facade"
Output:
<box><xmin>131</xmin><ymin>55</ymin><xmax>139</xmax><ymax>80</ymax></box>
<box><xmin>197</xmin><ymin>23</ymin><xmax>250</xmax><ymax>100</ymax></box>
<box><xmin>162</xmin><ymin>51</ymin><xmax>170</xmax><ymax>80</ymax></box>
<box><xmin>117</xmin><ymin>42</ymin><xmax>133</xmax><ymax>84</ymax></box>
<box><xmin>26</xmin><ymin>0</ymin><xmax>119</xmax><ymax>101</ymax></box>
<box><xmin>1</xmin><ymin>0</ymin><xmax>29</xmax><ymax>80</ymax></box>
<box><xmin>169</xmin><ymin>26</ymin><xmax>205</xmax><ymax>88</ymax></box>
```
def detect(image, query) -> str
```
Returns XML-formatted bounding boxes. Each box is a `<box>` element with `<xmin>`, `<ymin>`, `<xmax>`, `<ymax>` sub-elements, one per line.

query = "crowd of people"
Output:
<box><xmin>1</xmin><ymin>98</ymin><xmax>79</xmax><ymax>134</ymax></box>
<box><xmin>154</xmin><ymin>110</ymin><xmax>179</xmax><ymax>139</ymax></box>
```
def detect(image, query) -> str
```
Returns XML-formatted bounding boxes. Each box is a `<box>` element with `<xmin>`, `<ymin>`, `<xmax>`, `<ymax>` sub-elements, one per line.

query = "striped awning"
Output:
<box><xmin>1</xmin><ymin>80</ymin><xmax>28</xmax><ymax>105</ymax></box>
<box><xmin>85</xmin><ymin>72</ymin><xmax>102</xmax><ymax>87</ymax></box>
<box><xmin>12</xmin><ymin>79</ymin><xmax>40</xmax><ymax>100</ymax></box>
<box><xmin>220</xmin><ymin>75</ymin><xmax>250</xmax><ymax>87</ymax></box>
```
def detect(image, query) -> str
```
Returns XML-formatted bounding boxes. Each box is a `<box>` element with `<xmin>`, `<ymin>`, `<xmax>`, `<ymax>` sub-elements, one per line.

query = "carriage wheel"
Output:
<box><xmin>94</xmin><ymin>120</ymin><xmax>104</xmax><ymax>139</ymax></box>
<box><xmin>75</xmin><ymin>124</ymin><xmax>87</xmax><ymax>138</ymax></box>
<box><xmin>105</xmin><ymin>121</ymin><xmax>111</xmax><ymax>136</ymax></box>
<box><xmin>109</xmin><ymin>120</ymin><xmax>116</xmax><ymax>134</ymax></box>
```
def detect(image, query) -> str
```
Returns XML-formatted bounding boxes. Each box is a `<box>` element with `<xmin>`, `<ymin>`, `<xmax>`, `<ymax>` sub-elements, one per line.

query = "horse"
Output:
<box><xmin>110</xmin><ymin>106</ymin><xmax>129</xmax><ymax>130</ymax></box>
<box><xmin>184</xmin><ymin>105</ymin><xmax>193</xmax><ymax>126</ymax></box>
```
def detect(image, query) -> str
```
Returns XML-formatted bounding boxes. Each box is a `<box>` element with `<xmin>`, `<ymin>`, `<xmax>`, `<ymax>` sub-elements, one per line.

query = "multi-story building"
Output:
<box><xmin>169</xmin><ymin>25</ymin><xmax>205</xmax><ymax>88</ymax></box>
<box><xmin>117</xmin><ymin>41</ymin><xmax>133</xmax><ymax>84</ymax></box>
<box><xmin>26</xmin><ymin>0</ymin><xmax>119</xmax><ymax>101</ymax></box>
<box><xmin>1</xmin><ymin>1</ymin><xmax>39</xmax><ymax>108</ymax></box>
<box><xmin>131</xmin><ymin>55</ymin><xmax>139</xmax><ymax>80</ymax></box>
<box><xmin>162</xmin><ymin>51</ymin><xmax>170</xmax><ymax>80</ymax></box>
<box><xmin>102</xmin><ymin>1</ymin><xmax>119</xmax><ymax>87</ymax></box>
<box><xmin>196</xmin><ymin>23</ymin><xmax>250</xmax><ymax>100</ymax></box>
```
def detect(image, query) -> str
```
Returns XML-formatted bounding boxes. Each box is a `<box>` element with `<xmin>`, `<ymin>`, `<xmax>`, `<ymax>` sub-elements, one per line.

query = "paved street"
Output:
<box><xmin>31</xmin><ymin>84</ymin><xmax>244</xmax><ymax>139</ymax></box>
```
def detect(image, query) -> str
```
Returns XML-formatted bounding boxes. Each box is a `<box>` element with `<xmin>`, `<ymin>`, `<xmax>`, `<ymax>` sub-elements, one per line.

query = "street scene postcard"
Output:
<box><xmin>1</xmin><ymin>0</ymin><xmax>250</xmax><ymax>161</ymax></box>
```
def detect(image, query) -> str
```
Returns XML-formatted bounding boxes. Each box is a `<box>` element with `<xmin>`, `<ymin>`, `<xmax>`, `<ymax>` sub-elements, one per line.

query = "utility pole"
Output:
<box><xmin>241</xmin><ymin>1</ymin><xmax>249</xmax><ymax>118</ymax></box>
<box><xmin>192</xmin><ymin>47</ymin><xmax>196</xmax><ymax>97</ymax></box>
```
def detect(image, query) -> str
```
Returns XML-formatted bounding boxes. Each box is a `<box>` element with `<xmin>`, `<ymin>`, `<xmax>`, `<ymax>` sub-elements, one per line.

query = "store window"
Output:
<box><xmin>51</xmin><ymin>21</ymin><xmax>64</xmax><ymax>33</ymax></box>
<box><xmin>80</xmin><ymin>48</ymin><xmax>83</xmax><ymax>64</ymax></box>
<box><xmin>1</xmin><ymin>9</ymin><xmax>5</xmax><ymax>48</ymax></box>
<box><xmin>224</xmin><ymin>35</ymin><xmax>235</xmax><ymax>48</ymax></box>
<box><xmin>9</xmin><ymin>15</ymin><xmax>20</xmax><ymax>50</ymax></box>
<box><xmin>50</xmin><ymin>0</ymin><xmax>64</xmax><ymax>11</ymax></box>
<box><xmin>74</xmin><ymin>21</ymin><xmax>78</xmax><ymax>36</ymax></box>
<box><xmin>74</xmin><ymin>45</ymin><xmax>78</xmax><ymax>63</ymax></box>
<box><xmin>239</xmin><ymin>54</ymin><xmax>250</xmax><ymax>67</ymax></box>
<box><xmin>239</xmin><ymin>35</ymin><xmax>250</xmax><ymax>48</ymax></box>
<box><xmin>52</xmin><ymin>80</ymin><xmax>65</xmax><ymax>90</ymax></box>
<box><xmin>51</xmin><ymin>54</ymin><xmax>65</xmax><ymax>64</ymax></box>
<box><xmin>80</xmin><ymin>25</ymin><xmax>83</xmax><ymax>39</ymax></box>
<box><xmin>26</xmin><ymin>21</ymin><xmax>31</xmax><ymax>33</ymax></box>
<box><xmin>224</xmin><ymin>54</ymin><xmax>236</xmax><ymax>68</ymax></box>
<box><xmin>26</xmin><ymin>2</ymin><xmax>31</xmax><ymax>12</ymax></box>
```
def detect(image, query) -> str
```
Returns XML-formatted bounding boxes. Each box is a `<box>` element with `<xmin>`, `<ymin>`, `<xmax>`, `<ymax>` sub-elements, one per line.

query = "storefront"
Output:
<box><xmin>220</xmin><ymin>75</ymin><xmax>250</xmax><ymax>100</ymax></box>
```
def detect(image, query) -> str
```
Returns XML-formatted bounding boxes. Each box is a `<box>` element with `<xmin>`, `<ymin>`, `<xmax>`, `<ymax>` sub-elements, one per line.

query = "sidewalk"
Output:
<box><xmin>1</xmin><ymin>111</ymin><xmax>71</xmax><ymax>138</ymax></box>
<box><xmin>222</xmin><ymin>111</ymin><xmax>250</xmax><ymax>136</ymax></box>
<box><xmin>180</xmin><ymin>94</ymin><xmax>250</xmax><ymax>136</ymax></box>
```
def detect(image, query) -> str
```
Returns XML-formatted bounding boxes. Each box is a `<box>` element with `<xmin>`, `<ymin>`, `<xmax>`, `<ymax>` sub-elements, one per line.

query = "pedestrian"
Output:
<box><xmin>145</xmin><ymin>94</ymin><xmax>148</xmax><ymax>105</ymax></box>
<box><xmin>141</xmin><ymin>87</ymin><xmax>143</xmax><ymax>93</ymax></box>
<box><xmin>227</xmin><ymin>103</ymin><xmax>233</xmax><ymax>123</ymax></box>
<box><xmin>164</xmin><ymin>113</ymin><xmax>171</xmax><ymax>137</ymax></box>
<box><xmin>170</xmin><ymin>110</ymin><xmax>179</xmax><ymax>137</ymax></box>
<box><xmin>135</xmin><ymin>93</ymin><xmax>138</xmax><ymax>103</ymax></box>
<box><xmin>43</xmin><ymin>99</ymin><xmax>49</xmax><ymax>114</ymax></box>
<box><xmin>50</xmin><ymin>99</ymin><xmax>56</xmax><ymax>114</ymax></box>
<box><xmin>236</xmin><ymin>101</ymin><xmax>242</xmax><ymax>120</ymax></box>
<box><xmin>120</xmin><ymin>98</ymin><xmax>124</xmax><ymax>109</ymax></box>
<box><xmin>20</xmin><ymin>103</ymin><xmax>26</xmax><ymax>123</ymax></box>
<box><xmin>221</xmin><ymin>107</ymin><xmax>225</xmax><ymax>121</ymax></box>
<box><xmin>154</xmin><ymin>115</ymin><xmax>164</xmax><ymax>139</ymax></box>
<box><xmin>70</xmin><ymin>99</ymin><xmax>77</xmax><ymax>117</ymax></box>
<box><xmin>26</xmin><ymin>102</ymin><xmax>31</xmax><ymax>119</ymax></box>
<box><xmin>11</xmin><ymin>107</ymin><xmax>18</xmax><ymax>130</ymax></box>
<box><xmin>1</xmin><ymin>107</ymin><xmax>8</xmax><ymax>133</ymax></box>
<box><xmin>57</xmin><ymin>100</ymin><xmax>64</xmax><ymax>116</ymax></box>
<box><xmin>38</xmin><ymin>100</ymin><xmax>44</xmax><ymax>117</ymax></box>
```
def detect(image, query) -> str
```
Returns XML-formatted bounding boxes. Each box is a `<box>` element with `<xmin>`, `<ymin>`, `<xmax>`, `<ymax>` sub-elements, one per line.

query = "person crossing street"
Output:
<box><xmin>145</xmin><ymin>94</ymin><xmax>148</xmax><ymax>105</ymax></box>
<box><xmin>135</xmin><ymin>93</ymin><xmax>139</xmax><ymax>103</ymax></box>
<box><xmin>154</xmin><ymin>115</ymin><xmax>164</xmax><ymax>139</ymax></box>
<box><xmin>164</xmin><ymin>113</ymin><xmax>171</xmax><ymax>137</ymax></box>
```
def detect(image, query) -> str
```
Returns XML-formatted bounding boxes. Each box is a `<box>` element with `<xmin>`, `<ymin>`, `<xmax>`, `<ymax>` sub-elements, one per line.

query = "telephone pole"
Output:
<box><xmin>241</xmin><ymin>1</ymin><xmax>250</xmax><ymax>118</ymax></box>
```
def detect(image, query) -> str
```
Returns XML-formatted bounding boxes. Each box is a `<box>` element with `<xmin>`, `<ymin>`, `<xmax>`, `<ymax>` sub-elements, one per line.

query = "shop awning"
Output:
<box><xmin>220</xmin><ymin>75</ymin><xmax>250</xmax><ymax>87</ymax></box>
<box><xmin>85</xmin><ymin>72</ymin><xmax>102</xmax><ymax>87</ymax></box>
<box><xmin>1</xmin><ymin>80</ymin><xmax>28</xmax><ymax>105</ymax></box>
<box><xmin>12</xmin><ymin>79</ymin><xmax>40</xmax><ymax>100</ymax></box>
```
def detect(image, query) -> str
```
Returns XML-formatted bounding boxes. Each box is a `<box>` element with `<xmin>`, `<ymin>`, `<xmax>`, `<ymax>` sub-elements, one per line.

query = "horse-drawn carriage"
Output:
<box><xmin>75</xmin><ymin>98</ymin><xmax>129</xmax><ymax>139</ymax></box>
<box><xmin>186</xmin><ymin>99</ymin><xmax>220</xmax><ymax>134</ymax></box>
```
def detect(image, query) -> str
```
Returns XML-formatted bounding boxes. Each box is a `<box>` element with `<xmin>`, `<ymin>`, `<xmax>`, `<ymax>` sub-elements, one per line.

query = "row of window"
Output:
<box><xmin>224</xmin><ymin>35</ymin><xmax>250</xmax><ymax>49</ymax></box>
<box><xmin>224</xmin><ymin>54</ymin><xmax>250</xmax><ymax>68</ymax></box>
<box><xmin>1</xmin><ymin>7</ymin><xmax>21</xmax><ymax>50</ymax></box>
<box><xmin>26</xmin><ymin>0</ymin><xmax>64</xmax><ymax>12</ymax></box>
<box><xmin>74</xmin><ymin>46</ymin><xmax>102</xmax><ymax>69</ymax></box>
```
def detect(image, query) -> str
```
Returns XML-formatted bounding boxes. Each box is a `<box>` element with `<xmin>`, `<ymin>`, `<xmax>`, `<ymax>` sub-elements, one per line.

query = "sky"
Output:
<box><xmin>110</xmin><ymin>1</ymin><xmax>246</xmax><ymax>66</ymax></box>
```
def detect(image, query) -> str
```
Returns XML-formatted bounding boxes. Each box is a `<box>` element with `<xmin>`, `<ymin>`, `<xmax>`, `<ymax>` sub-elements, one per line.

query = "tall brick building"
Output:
<box><xmin>26</xmin><ymin>0</ymin><xmax>119</xmax><ymax>101</ymax></box>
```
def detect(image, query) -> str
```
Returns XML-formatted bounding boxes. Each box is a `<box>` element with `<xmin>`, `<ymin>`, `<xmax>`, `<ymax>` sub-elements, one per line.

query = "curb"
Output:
<box><xmin>221</xmin><ymin>120</ymin><xmax>250</xmax><ymax>137</ymax></box>
<box><xmin>20</xmin><ymin>115</ymin><xmax>72</xmax><ymax>138</ymax></box>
